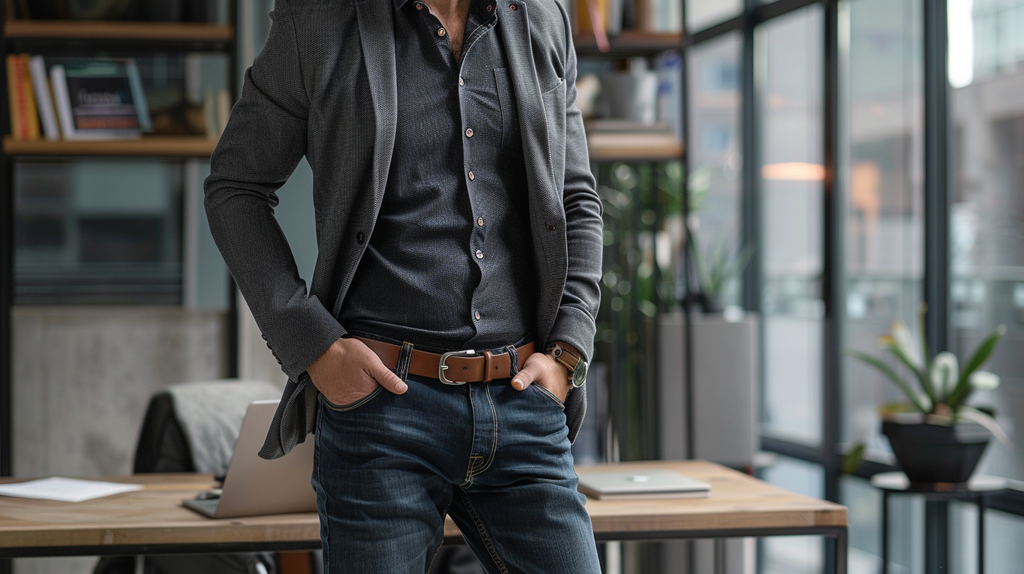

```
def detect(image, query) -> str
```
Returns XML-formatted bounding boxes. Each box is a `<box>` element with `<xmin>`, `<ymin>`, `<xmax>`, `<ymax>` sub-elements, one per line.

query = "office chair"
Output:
<box><xmin>93</xmin><ymin>379</ymin><xmax>285</xmax><ymax>574</ymax></box>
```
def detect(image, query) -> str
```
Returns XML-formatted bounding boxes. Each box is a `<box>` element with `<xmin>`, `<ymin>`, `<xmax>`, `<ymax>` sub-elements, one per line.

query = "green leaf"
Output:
<box><xmin>842</xmin><ymin>443</ymin><xmax>866</xmax><ymax>475</ymax></box>
<box><xmin>844</xmin><ymin>349</ymin><xmax>930</xmax><ymax>413</ymax></box>
<box><xmin>883</xmin><ymin>344</ymin><xmax>936</xmax><ymax>406</ymax></box>
<box><xmin>946</xmin><ymin>325</ymin><xmax>1006</xmax><ymax>409</ymax></box>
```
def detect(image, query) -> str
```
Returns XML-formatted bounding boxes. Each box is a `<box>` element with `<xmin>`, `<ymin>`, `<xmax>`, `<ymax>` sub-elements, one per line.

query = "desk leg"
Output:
<box><xmin>978</xmin><ymin>495</ymin><xmax>986</xmax><ymax>574</ymax></box>
<box><xmin>924</xmin><ymin>500</ymin><xmax>949</xmax><ymax>574</ymax></box>
<box><xmin>834</xmin><ymin>528</ymin><xmax>848</xmax><ymax>574</ymax></box>
<box><xmin>713</xmin><ymin>539</ymin><xmax>726</xmax><ymax>574</ymax></box>
<box><xmin>881</xmin><ymin>491</ymin><xmax>889</xmax><ymax>574</ymax></box>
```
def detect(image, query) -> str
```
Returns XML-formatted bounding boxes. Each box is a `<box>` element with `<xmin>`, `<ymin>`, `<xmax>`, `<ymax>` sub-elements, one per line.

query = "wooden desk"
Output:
<box><xmin>0</xmin><ymin>461</ymin><xmax>847</xmax><ymax>572</ymax></box>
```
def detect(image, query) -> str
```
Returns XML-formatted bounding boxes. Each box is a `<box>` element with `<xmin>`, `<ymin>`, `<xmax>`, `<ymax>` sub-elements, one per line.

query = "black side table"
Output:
<box><xmin>872</xmin><ymin>472</ymin><xmax>1007</xmax><ymax>574</ymax></box>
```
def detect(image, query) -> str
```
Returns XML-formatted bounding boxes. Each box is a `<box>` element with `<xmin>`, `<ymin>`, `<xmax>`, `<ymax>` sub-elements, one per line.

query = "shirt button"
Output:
<box><xmin>475</xmin><ymin>250</ymin><xmax>484</xmax><ymax>259</ymax></box>
<box><xmin>465</xmin><ymin>128</ymin><xmax>474</xmax><ymax>138</ymax></box>
<box><xmin>415</xmin><ymin>2</ymin><xmax>423</xmax><ymax>8</ymax></box>
<box><xmin>487</xmin><ymin>4</ymin><xmax>493</xmax><ymax>10</ymax></box>
<box><xmin>459</xmin><ymin>77</ymin><xmax>465</xmax><ymax>86</ymax></box>
<box><xmin>475</xmin><ymin>311</ymin><xmax>482</xmax><ymax>320</ymax></box>
<box><xmin>438</xmin><ymin>27</ymin><xmax>446</xmax><ymax>37</ymax></box>
<box><xmin>477</xmin><ymin>216</ymin><xmax>484</xmax><ymax>227</ymax></box>
<box><xmin>468</xmin><ymin>171</ymin><xmax>475</xmax><ymax>181</ymax></box>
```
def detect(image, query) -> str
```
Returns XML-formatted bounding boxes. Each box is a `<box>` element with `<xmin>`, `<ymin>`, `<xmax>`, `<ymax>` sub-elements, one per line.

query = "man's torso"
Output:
<box><xmin>339</xmin><ymin>0</ymin><xmax>537</xmax><ymax>353</ymax></box>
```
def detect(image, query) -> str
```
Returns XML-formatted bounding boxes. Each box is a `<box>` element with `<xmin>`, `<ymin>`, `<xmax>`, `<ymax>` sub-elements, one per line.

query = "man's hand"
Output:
<box><xmin>512</xmin><ymin>351</ymin><xmax>571</xmax><ymax>403</ymax></box>
<box><xmin>307</xmin><ymin>338</ymin><xmax>408</xmax><ymax>406</ymax></box>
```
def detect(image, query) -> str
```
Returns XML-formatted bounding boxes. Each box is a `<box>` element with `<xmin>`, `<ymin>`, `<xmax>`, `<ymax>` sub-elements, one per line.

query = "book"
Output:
<box><xmin>50</xmin><ymin>59</ymin><xmax>152</xmax><ymax>140</ymax></box>
<box><xmin>216</xmin><ymin>88</ymin><xmax>231</xmax><ymax>137</ymax></box>
<box><xmin>28</xmin><ymin>56</ymin><xmax>60</xmax><ymax>141</ymax></box>
<box><xmin>6</xmin><ymin>54</ymin><xmax>40</xmax><ymax>141</ymax></box>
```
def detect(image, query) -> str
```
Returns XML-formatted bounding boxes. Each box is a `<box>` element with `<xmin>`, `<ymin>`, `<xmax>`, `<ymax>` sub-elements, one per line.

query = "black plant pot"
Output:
<box><xmin>699</xmin><ymin>294</ymin><xmax>725</xmax><ymax>314</ymax></box>
<box><xmin>882</xmin><ymin>420</ymin><xmax>991</xmax><ymax>484</ymax></box>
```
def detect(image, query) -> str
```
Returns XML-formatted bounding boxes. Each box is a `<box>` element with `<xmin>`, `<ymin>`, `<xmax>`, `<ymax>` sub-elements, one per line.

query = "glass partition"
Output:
<box><xmin>757</xmin><ymin>5</ymin><xmax>825</xmax><ymax>446</ymax></box>
<box><xmin>841</xmin><ymin>0</ymin><xmax>925</xmax><ymax>458</ymax></box>
<box><xmin>687</xmin><ymin>32</ymin><xmax>744</xmax><ymax>309</ymax></box>
<box><xmin>15</xmin><ymin>160</ymin><xmax>183</xmax><ymax>304</ymax></box>
<box><xmin>950</xmin><ymin>0</ymin><xmax>1024</xmax><ymax>483</ymax></box>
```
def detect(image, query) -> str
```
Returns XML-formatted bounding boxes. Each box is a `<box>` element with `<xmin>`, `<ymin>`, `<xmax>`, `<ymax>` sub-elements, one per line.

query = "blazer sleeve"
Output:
<box><xmin>204</xmin><ymin>0</ymin><xmax>345</xmax><ymax>381</ymax></box>
<box><xmin>546</xmin><ymin>4</ymin><xmax>604</xmax><ymax>365</ymax></box>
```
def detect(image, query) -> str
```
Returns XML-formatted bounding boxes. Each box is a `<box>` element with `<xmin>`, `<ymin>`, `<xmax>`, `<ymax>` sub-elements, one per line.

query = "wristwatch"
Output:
<box><xmin>546</xmin><ymin>343</ymin><xmax>588</xmax><ymax>389</ymax></box>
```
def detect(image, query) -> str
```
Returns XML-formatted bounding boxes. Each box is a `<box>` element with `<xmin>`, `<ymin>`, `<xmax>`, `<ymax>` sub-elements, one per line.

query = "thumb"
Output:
<box><xmin>511</xmin><ymin>363</ymin><xmax>540</xmax><ymax>391</ymax></box>
<box><xmin>368</xmin><ymin>358</ymin><xmax>408</xmax><ymax>395</ymax></box>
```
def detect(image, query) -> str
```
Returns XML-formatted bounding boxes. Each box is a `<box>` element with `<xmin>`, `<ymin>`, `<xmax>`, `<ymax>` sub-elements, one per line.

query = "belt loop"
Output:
<box><xmin>505</xmin><ymin>345</ymin><xmax>520</xmax><ymax>378</ymax></box>
<box><xmin>394</xmin><ymin>341</ymin><xmax>414</xmax><ymax>382</ymax></box>
<box><xmin>482</xmin><ymin>351</ymin><xmax>494</xmax><ymax>383</ymax></box>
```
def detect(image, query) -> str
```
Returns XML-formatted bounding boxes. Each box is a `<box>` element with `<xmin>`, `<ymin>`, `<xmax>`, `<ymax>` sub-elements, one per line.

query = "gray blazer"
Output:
<box><xmin>205</xmin><ymin>0</ymin><xmax>603</xmax><ymax>459</ymax></box>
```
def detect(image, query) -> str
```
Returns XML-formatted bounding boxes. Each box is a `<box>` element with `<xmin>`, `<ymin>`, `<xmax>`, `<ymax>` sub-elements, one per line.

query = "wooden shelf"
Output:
<box><xmin>575</xmin><ymin>31</ymin><xmax>683</xmax><ymax>58</ymax></box>
<box><xmin>4</xmin><ymin>20</ymin><xmax>234</xmax><ymax>51</ymax></box>
<box><xmin>4</xmin><ymin>136</ymin><xmax>219</xmax><ymax>158</ymax></box>
<box><xmin>588</xmin><ymin>133</ymin><xmax>684</xmax><ymax>162</ymax></box>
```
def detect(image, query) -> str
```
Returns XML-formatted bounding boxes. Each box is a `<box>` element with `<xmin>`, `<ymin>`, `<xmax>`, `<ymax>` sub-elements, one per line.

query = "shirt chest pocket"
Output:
<box><xmin>493</xmin><ymin>68</ymin><xmax>523</xmax><ymax>158</ymax></box>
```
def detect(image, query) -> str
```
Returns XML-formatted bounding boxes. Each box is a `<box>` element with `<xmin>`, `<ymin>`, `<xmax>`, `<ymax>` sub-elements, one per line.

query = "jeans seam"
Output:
<box><xmin>463</xmin><ymin>386</ymin><xmax>478</xmax><ymax>485</ymax></box>
<box><xmin>457</xmin><ymin>488</ymin><xmax>509</xmax><ymax>574</ymax></box>
<box><xmin>469</xmin><ymin>384</ymin><xmax>500</xmax><ymax>477</ymax></box>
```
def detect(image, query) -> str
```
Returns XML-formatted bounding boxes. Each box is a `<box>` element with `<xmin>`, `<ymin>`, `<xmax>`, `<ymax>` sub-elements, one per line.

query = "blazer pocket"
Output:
<box><xmin>541</xmin><ymin>79</ymin><xmax>567</xmax><ymax>189</ymax></box>
<box><xmin>541</xmin><ymin>77</ymin><xmax>566</xmax><ymax>96</ymax></box>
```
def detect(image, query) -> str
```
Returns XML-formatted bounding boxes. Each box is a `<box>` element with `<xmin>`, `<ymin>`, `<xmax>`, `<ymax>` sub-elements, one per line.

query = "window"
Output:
<box><xmin>842</xmin><ymin>0</ymin><xmax>925</xmax><ymax>459</ymax></box>
<box><xmin>758</xmin><ymin>5</ymin><xmax>825</xmax><ymax>446</ymax></box>
<box><xmin>686</xmin><ymin>0</ymin><xmax>743</xmax><ymax>33</ymax></box>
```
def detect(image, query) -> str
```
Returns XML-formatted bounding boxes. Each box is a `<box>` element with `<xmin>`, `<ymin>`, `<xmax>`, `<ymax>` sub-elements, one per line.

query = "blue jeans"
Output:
<box><xmin>312</xmin><ymin>373</ymin><xmax>602</xmax><ymax>574</ymax></box>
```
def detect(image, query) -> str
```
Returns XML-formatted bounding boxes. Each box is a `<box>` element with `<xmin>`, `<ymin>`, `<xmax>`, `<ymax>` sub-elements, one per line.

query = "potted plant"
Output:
<box><xmin>689</xmin><ymin>232</ymin><xmax>753</xmax><ymax>314</ymax></box>
<box><xmin>846</xmin><ymin>304</ymin><xmax>1009</xmax><ymax>484</ymax></box>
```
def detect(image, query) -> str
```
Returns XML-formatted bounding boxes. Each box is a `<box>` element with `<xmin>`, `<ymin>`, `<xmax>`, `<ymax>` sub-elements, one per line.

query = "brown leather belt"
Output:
<box><xmin>355</xmin><ymin>337</ymin><xmax>535</xmax><ymax>384</ymax></box>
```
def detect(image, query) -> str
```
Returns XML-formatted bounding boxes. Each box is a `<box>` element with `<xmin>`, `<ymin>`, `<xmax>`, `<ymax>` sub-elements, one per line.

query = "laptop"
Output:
<box><xmin>576</xmin><ymin>469</ymin><xmax>711</xmax><ymax>500</ymax></box>
<box><xmin>182</xmin><ymin>400</ymin><xmax>317</xmax><ymax>518</ymax></box>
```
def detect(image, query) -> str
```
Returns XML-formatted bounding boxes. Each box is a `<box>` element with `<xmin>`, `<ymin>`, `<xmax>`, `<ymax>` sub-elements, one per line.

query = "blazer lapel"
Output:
<box><xmin>500</xmin><ymin>0</ymin><xmax>565</xmax><ymax>342</ymax></box>
<box><xmin>500</xmin><ymin>0</ymin><xmax>553</xmax><ymax>194</ymax></box>
<box><xmin>354</xmin><ymin>0</ymin><xmax>398</xmax><ymax>210</ymax></box>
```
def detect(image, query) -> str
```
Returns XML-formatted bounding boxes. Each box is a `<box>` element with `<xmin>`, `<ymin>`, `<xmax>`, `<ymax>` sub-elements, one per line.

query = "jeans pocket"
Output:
<box><xmin>530</xmin><ymin>383</ymin><xmax>565</xmax><ymax>409</ymax></box>
<box><xmin>321</xmin><ymin>385</ymin><xmax>384</xmax><ymax>412</ymax></box>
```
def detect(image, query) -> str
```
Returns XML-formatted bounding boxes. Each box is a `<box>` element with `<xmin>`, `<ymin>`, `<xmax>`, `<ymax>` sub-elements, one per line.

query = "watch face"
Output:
<box><xmin>570</xmin><ymin>360</ymin><xmax>588</xmax><ymax>388</ymax></box>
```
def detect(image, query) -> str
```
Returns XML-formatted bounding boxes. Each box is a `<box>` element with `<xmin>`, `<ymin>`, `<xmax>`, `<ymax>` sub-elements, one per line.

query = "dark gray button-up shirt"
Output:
<box><xmin>339</xmin><ymin>0</ymin><xmax>536</xmax><ymax>353</ymax></box>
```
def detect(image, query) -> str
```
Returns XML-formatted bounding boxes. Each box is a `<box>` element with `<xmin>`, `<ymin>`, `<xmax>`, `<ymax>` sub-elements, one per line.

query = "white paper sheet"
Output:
<box><xmin>0</xmin><ymin>477</ymin><xmax>143</xmax><ymax>503</ymax></box>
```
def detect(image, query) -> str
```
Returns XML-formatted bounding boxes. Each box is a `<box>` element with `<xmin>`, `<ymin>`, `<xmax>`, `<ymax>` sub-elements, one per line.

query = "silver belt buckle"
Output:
<box><xmin>438</xmin><ymin>349</ymin><xmax>476</xmax><ymax>385</ymax></box>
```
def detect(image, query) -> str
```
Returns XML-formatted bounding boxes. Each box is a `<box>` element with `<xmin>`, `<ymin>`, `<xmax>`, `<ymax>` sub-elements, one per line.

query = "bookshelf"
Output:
<box><xmin>0</xmin><ymin>7</ymin><xmax>239</xmax><ymax>481</ymax></box>
<box><xmin>588</xmin><ymin>134</ymin><xmax>685</xmax><ymax>162</ymax></box>
<box><xmin>4</xmin><ymin>20</ymin><xmax>234</xmax><ymax>51</ymax></box>
<box><xmin>5</xmin><ymin>20</ymin><xmax>234</xmax><ymax>42</ymax></box>
<box><xmin>576</xmin><ymin>29</ymin><xmax>684</xmax><ymax>163</ymax></box>
<box><xmin>574</xmin><ymin>31</ymin><xmax>683</xmax><ymax>58</ymax></box>
<box><xmin>3</xmin><ymin>135</ymin><xmax>218</xmax><ymax>157</ymax></box>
